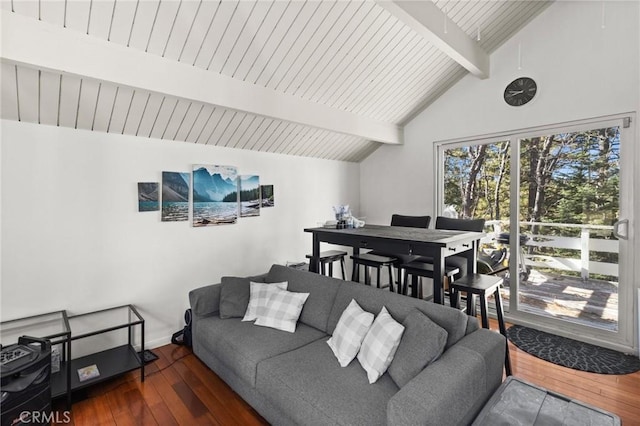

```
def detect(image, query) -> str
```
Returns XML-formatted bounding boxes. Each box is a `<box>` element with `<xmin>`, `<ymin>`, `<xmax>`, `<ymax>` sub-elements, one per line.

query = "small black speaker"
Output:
<box><xmin>171</xmin><ymin>309</ymin><xmax>192</xmax><ymax>347</ymax></box>
<box><xmin>184</xmin><ymin>308</ymin><xmax>192</xmax><ymax>327</ymax></box>
<box><xmin>1</xmin><ymin>337</ymin><xmax>52</xmax><ymax>426</ymax></box>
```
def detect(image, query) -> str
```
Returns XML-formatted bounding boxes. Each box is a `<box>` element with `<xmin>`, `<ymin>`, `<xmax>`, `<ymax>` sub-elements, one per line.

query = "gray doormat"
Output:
<box><xmin>506</xmin><ymin>325</ymin><xmax>640</xmax><ymax>374</ymax></box>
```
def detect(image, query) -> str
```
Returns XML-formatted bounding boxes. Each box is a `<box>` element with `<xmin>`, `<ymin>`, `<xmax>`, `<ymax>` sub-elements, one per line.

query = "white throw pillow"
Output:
<box><xmin>254</xmin><ymin>289</ymin><xmax>310</xmax><ymax>333</ymax></box>
<box><xmin>242</xmin><ymin>281</ymin><xmax>288</xmax><ymax>322</ymax></box>
<box><xmin>357</xmin><ymin>307</ymin><xmax>405</xmax><ymax>384</ymax></box>
<box><xmin>327</xmin><ymin>299</ymin><xmax>375</xmax><ymax>367</ymax></box>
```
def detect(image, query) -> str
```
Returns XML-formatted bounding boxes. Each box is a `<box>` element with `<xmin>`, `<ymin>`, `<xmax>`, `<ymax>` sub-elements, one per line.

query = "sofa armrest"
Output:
<box><xmin>188</xmin><ymin>272</ymin><xmax>269</xmax><ymax>317</ymax></box>
<box><xmin>387</xmin><ymin>329</ymin><xmax>505</xmax><ymax>426</ymax></box>
<box><xmin>189</xmin><ymin>283</ymin><xmax>222</xmax><ymax>317</ymax></box>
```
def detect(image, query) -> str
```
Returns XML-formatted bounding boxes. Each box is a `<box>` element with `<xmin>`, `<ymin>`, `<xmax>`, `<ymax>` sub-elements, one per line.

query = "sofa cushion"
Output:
<box><xmin>266</xmin><ymin>265</ymin><xmax>342</xmax><ymax>333</ymax></box>
<box><xmin>219</xmin><ymin>276</ymin><xmax>251</xmax><ymax>319</ymax></box>
<box><xmin>387</xmin><ymin>309</ymin><xmax>448</xmax><ymax>388</ymax></box>
<box><xmin>197</xmin><ymin>315</ymin><xmax>326</xmax><ymax>387</ymax></box>
<box><xmin>255</xmin><ymin>289</ymin><xmax>310</xmax><ymax>333</ymax></box>
<box><xmin>357</xmin><ymin>307</ymin><xmax>405</xmax><ymax>384</ymax></box>
<box><xmin>257</xmin><ymin>338</ymin><xmax>399</xmax><ymax>426</ymax></box>
<box><xmin>242</xmin><ymin>281</ymin><xmax>288</xmax><ymax>322</ymax></box>
<box><xmin>327</xmin><ymin>282</ymin><xmax>470</xmax><ymax>349</ymax></box>
<box><xmin>327</xmin><ymin>299</ymin><xmax>374</xmax><ymax>367</ymax></box>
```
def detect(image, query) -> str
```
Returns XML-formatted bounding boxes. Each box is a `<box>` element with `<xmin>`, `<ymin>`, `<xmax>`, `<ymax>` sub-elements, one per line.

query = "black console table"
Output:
<box><xmin>0</xmin><ymin>305</ymin><xmax>145</xmax><ymax>408</ymax></box>
<box><xmin>304</xmin><ymin>225</ymin><xmax>484</xmax><ymax>304</ymax></box>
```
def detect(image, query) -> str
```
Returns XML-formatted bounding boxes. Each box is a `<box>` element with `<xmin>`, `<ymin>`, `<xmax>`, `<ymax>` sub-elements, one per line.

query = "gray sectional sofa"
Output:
<box><xmin>189</xmin><ymin>264</ymin><xmax>506</xmax><ymax>426</ymax></box>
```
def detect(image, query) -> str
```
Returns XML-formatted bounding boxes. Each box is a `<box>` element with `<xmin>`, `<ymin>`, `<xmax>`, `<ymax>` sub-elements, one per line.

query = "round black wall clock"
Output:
<box><xmin>503</xmin><ymin>77</ymin><xmax>537</xmax><ymax>106</ymax></box>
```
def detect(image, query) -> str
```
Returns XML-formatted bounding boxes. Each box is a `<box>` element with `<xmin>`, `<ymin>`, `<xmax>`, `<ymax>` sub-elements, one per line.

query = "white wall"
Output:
<box><xmin>0</xmin><ymin>120</ymin><xmax>360</xmax><ymax>347</ymax></box>
<box><xmin>361</xmin><ymin>0</ymin><xmax>639</xmax><ymax>224</ymax></box>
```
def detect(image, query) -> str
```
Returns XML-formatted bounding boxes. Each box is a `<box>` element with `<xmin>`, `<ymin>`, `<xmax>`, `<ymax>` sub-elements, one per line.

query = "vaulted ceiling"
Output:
<box><xmin>1</xmin><ymin>0</ymin><xmax>551</xmax><ymax>162</ymax></box>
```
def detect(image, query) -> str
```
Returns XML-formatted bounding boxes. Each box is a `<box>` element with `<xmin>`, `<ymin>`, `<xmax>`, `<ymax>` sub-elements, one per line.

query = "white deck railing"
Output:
<box><xmin>484</xmin><ymin>220</ymin><xmax>618</xmax><ymax>280</ymax></box>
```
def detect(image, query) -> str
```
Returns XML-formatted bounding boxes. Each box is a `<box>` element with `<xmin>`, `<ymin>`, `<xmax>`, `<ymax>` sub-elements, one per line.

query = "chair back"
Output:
<box><xmin>435</xmin><ymin>216</ymin><xmax>485</xmax><ymax>232</ymax></box>
<box><xmin>390</xmin><ymin>214</ymin><xmax>431</xmax><ymax>229</ymax></box>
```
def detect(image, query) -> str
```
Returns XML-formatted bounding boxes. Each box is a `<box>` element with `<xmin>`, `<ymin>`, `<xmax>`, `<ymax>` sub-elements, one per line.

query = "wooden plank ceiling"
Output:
<box><xmin>0</xmin><ymin>0</ymin><xmax>551</xmax><ymax>162</ymax></box>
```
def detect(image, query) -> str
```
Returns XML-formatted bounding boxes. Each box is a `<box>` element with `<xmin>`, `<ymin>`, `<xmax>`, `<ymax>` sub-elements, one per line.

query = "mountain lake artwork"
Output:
<box><xmin>138</xmin><ymin>182</ymin><xmax>159</xmax><ymax>212</ymax></box>
<box><xmin>261</xmin><ymin>185</ymin><xmax>274</xmax><ymax>208</ymax></box>
<box><xmin>240</xmin><ymin>175</ymin><xmax>260</xmax><ymax>217</ymax></box>
<box><xmin>192</xmin><ymin>165</ymin><xmax>239</xmax><ymax>226</ymax></box>
<box><xmin>162</xmin><ymin>172</ymin><xmax>190</xmax><ymax>222</ymax></box>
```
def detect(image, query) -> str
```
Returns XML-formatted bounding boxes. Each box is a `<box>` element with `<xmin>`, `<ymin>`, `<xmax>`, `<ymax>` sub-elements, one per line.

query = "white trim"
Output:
<box><xmin>434</xmin><ymin>112</ymin><xmax>633</xmax><ymax>149</ymax></box>
<box><xmin>143</xmin><ymin>335</ymin><xmax>173</xmax><ymax>351</ymax></box>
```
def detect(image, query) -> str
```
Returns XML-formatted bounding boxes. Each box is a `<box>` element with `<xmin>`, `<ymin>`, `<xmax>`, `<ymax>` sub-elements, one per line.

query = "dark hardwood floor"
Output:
<box><xmin>53</xmin><ymin>323</ymin><xmax>640</xmax><ymax>425</ymax></box>
<box><xmin>53</xmin><ymin>344</ymin><xmax>268</xmax><ymax>425</ymax></box>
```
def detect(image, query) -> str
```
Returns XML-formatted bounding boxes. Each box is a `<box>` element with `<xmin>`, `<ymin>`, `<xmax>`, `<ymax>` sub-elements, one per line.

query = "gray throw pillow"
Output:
<box><xmin>388</xmin><ymin>309</ymin><xmax>448</xmax><ymax>388</ymax></box>
<box><xmin>219</xmin><ymin>277</ymin><xmax>252</xmax><ymax>319</ymax></box>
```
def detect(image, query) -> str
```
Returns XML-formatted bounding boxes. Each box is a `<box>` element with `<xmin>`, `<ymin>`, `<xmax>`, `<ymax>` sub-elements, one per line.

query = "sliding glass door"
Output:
<box><xmin>516</xmin><ymin>127</ymin><xmax>621</xmax><ymax>331</ymax></box>
<box><xmin>437</xmin><ymin>114</ymin><xmax>635</xmax><ymax>351</ymax></box>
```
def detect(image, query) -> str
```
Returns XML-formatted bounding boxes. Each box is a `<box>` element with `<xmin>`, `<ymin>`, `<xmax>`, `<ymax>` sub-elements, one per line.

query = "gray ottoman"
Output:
<box><xmin>473</xmin><ymin>376</ymin><xmax>620</xmax><ymax>426</ymax></box>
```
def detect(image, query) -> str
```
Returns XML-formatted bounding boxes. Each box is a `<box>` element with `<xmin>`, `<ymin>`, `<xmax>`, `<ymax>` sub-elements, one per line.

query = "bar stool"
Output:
<box><xmin>306</xmin><ymin>250</ymin><xmax>347</xmax><ymax>279</ymax></box>
<box><xmin>353</xmin><ymin>214</ymin><xmax>431</xmax><ymax>292</ymax></box>
<box><xmin>450</xmin><ymin>273</ymin><xmax>512</xmax><ymax>376</ymax></box>
<box><xmin>399</xmin><ymin>261</ymin><xmax>459</xmax><ymax>301</ymax></box>
<box><xmin>351</xmin><ymin>253</ymin><xmax>397</xmax><ymax>291</ymax></box>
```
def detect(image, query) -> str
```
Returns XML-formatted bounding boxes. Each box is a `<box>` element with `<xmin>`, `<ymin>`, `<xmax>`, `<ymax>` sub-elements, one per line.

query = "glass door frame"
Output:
<box><xmin>434</xmin><ymin>112</ymin><xmax>636</xmax><ymax>354</ymax></box>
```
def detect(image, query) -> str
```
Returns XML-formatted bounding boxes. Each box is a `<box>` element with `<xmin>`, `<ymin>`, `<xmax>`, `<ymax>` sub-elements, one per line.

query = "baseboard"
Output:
<box><xmin>131</xmin><ymin>335</ymin><xmax>173</xmax><ymax>352</ymax></box>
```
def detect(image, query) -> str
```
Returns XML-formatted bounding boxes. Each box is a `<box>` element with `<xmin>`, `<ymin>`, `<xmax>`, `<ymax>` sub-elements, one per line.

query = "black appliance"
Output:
<box><xmin>1</xmin><ymin>337</ymin><xmax>52</xmax><ymax>426</ymax></box>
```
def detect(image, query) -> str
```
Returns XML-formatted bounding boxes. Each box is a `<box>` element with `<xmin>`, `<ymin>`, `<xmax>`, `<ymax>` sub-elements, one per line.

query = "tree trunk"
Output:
<box><xmin>462</xmin><ymin>144</ymin><xmax>487</xmax><ymax>218</ymax></box>
<box><xmin>493</xmin><ymin>141</ymin><xmax>510</xmax><ymax>220</ymax></box>
<box><xmin>527</xmin><ymin>138</ymin><xmax>539</xmax><ymax>223</ymax></box>
<box><xmin>531</xmin><ymin>135</ymin><xmax>555</xmax><ymax>235</ymax></box>
<box><xmin>597</xmin><ymin>128</ymin><xmax>612</xmax><ymax>225</ymax></box>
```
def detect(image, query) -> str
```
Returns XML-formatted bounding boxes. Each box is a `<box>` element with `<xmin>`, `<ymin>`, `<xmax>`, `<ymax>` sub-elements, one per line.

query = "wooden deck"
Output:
<box><xmin>499</xmin><ymin>269</ymin><xmax>619</xmax><ymax>331</ymax></box>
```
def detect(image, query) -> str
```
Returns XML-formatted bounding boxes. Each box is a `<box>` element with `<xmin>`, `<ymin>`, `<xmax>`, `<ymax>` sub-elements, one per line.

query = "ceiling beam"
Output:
<box><xmin>376</xmin><ymin>0</ymin><xmax>489</xmax><ymax>79</ymax></box>
<box><xmin>0</xmin><ymin>11</ymin><xmax>402</xmax><ymax>145</ymax></box>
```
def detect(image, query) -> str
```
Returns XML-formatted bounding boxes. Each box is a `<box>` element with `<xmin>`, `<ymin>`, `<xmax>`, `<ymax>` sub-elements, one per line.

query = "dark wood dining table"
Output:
<box><xmin>304</xmin><ymin>224</ymin><xmax>484</xmax><ymax>304</ymax></box>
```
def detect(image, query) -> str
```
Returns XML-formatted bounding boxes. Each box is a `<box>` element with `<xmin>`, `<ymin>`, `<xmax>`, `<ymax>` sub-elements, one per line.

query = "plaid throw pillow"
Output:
<box><xmin>357</xmin><ymin>307</ymin><xmax>405</xmax><ymax>384</ymax></box>
<box><xmin>327</xmin><ymin>299</ymin><xmax>374</xmax><ymax>367</ymax></box>
<box><xmin>254</xmin><ymin>289</ymin><xmax>310</xmax><ymax>333</ymax></box>
<box><xmin>242</xmin><ymin>281</ymin><xmax>288</xmax><ymax>322</ymax></box>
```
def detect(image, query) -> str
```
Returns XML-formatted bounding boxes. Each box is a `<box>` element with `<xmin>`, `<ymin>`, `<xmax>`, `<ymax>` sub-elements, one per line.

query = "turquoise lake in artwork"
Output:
<box><xmin>193</xmin><ymin>201</ymin><xmax>238</xmax><ymax>226</ymax></box>
<box><xmin>161</xmin><ymin>201</ymin><xmax>189</xmax><ymax>221</ymax></box>
<box><xmin>192</xmin><ymin>165</ymin><xmax>239</xmax><ymax>226</ymax></box>
<box><xmin>162</xmin><ymin>171</ymin><xmax>190</xmax><ymax>221</ymax></box>
<box><xmin>138</xmin><ymin>201</ymin><xmax>159</xmax><ymax>212</ymax></box>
